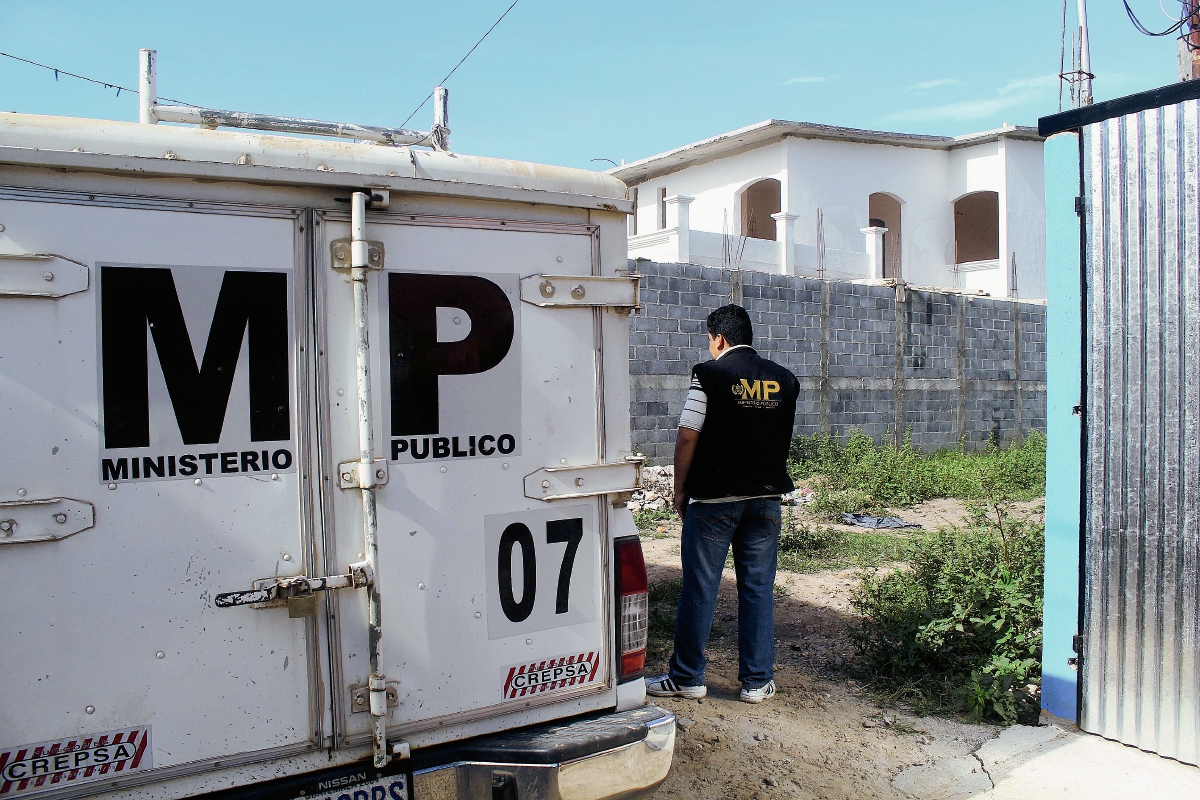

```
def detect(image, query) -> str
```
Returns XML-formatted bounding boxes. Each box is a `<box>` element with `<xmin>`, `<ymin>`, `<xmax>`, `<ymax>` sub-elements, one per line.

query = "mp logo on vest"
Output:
<box><xmin>97</xmin><ymin>264</ymin><xmax>295</xmax><ymax>484</ymax></box>
<box><xmin>731</xmin><ymin>378</ymin><xmax>782</xmax><ymax>409</ymax></box>
<box><xmin>386</xmin><ymin>272</ymin><xmax>521</xmax><ymax>464</ymax></box>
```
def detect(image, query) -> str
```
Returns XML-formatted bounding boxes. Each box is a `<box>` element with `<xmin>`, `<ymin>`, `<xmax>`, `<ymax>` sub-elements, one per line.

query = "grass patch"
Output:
<box><xmin>789</xmin><ymin>430</ymin><xmax>1046</xmax><ymax>518</ymax></box>
<box><xmin>776</xmin><ymin>511</ymin><xmax>916</xmax><ymax>573</ymax></box>
<box><xmin>633</xmin><ymin>507</ymin><xmax>675</xmax><ymax>532</ymax></box>
<box><xmin>849</xmin><ymin>504</ymin><xmax>1044</xmax><ymax>725</ymax></box>
<box><xmin>646</xmin><ymin>579</ymin><xmax>682</xmax><ymax>664</ymax></box>
<box><xmin>646</xmin><ymin>578</ymin><xmax>724</xmax><ymax>666</ymax></box>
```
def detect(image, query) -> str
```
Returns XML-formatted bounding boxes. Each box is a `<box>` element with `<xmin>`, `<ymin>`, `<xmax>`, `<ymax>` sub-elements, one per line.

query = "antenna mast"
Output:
<box><xmin>1077</xmin><ymin>0</ymin><xmax>1093</xmax><ymax>105</ymax></box>
<box><xmin>1059</xmin><ymin>0</ymin><xmax>1095</xmax><ymax>109</ymax></box>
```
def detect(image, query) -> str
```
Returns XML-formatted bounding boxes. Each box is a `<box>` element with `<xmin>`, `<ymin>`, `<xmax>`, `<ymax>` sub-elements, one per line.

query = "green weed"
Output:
<box><xmin>849</xmin><ymin>506</ymin><xmax>1044</xmax><ymax>725</ymax></box>
<box><xmin>646</xmin><ymin>579</ymin><xmax>682</xmax><ymax>664</ymax></box>
<box><xmin>633</xmin><ymin>507</ymin><xmax>675</xmax><ymax>532</ymax></box>
<box><xmin>807</xmin><ymin>487</ymin><xmax>874</xmax><ymax>520</ymax></box>
<box><xmin>645</xmin><ymin>578</ymin><xmax>724</xmax><ymax>666</ymax></box>
<box><xmin>789</xmin><ymin>430</ymin><xmax>1046</xmax><ymax>517</ymax></box>
<box><xmin>777</xmin><ymin>511</ymin><xmax>915</xmax><ymax>573</ymax></box>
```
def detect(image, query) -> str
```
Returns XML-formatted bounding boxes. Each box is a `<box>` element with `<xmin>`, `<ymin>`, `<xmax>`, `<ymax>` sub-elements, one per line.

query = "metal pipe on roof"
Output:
<box><xmin>150</xmin><ymin>104</ymin><xmax>432</xmax><ymax>146</ymax></box>
<box><xmin>136</xmin><ymin>48</ymin><xmax>442</xmax><ymax>147</ymax></box>
<box><xmin>432</xmin><ymin>86</ymin><xmax>450</xmax><ymax>151</ymax></box>
<box><xmin>138</xmin><ymin>49</ymin><xmax>157</xmax><ymax>125</ymax></box>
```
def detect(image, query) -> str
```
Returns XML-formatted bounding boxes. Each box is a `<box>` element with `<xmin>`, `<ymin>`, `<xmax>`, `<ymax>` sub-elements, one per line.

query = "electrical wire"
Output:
<box><xmin>399</xmin><ymin>0</ymin><xmax>520</xmax><ymax>130</ymax></box>
<box><xmin>0</xmin><ymin>50</ymin><xmax>197</xmax><ymax>106</ymax></box>
<box><xmin>1123</xmin><ymin>0</ymin><xmax>1188</xmax><ymax>37</ymax></box>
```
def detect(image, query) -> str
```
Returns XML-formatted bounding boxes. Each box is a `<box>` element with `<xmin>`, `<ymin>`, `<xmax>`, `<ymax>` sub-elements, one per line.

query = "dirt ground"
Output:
<box><xmin>640</xmin><ymin>498</ymin><xmax>1044</xmax><ymax>800</ymax></box>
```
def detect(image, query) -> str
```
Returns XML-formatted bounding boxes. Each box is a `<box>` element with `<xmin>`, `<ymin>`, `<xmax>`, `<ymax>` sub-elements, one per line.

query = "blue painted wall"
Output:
<box><xmin>1041</xmin><ymin>132</ymin><xmax>1082</xmax><ymax>721</ymax></box>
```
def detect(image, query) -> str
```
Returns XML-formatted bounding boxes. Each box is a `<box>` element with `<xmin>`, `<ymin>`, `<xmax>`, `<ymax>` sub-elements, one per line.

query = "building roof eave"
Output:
<box><xmin>608</xmin><ymin>120</ymin><xmax>1044</xmax><ymax>186</ymax></box>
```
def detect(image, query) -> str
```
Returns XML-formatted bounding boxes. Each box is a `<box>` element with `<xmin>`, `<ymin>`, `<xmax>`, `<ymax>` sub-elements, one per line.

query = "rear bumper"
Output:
<box><xmin>194</xmin><ymin>705</ymin><xmax>673</xmax><ymax>800</ymax></box>
<box><xmin>411</xmin><ymin>705</ymin><xmax>675</xmax><ymax>800</ymax></box>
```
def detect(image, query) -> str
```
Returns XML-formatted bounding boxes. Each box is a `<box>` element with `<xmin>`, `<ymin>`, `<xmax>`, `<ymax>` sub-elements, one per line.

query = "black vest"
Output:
<box><xmin>683</xmin><ymin>347</ymin><xmax>800</xmax><ymax>500</ymax></box>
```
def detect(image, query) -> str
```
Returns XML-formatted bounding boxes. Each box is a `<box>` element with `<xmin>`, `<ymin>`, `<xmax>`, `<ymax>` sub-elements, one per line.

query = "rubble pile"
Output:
<box><xmin>628</xmin><ymin>464</ymin><xmax>674</xmax><ymax>513</ymax></box>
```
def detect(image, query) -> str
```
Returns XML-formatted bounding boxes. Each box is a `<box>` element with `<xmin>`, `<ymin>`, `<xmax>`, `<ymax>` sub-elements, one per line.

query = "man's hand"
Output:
<box><xmin>673</xmin><ymin>427</ymin><xmax>700</xmax><ymax>519</ymax></box>
<box><xmin>673</xmin><ymin>490</ymin><xmax>689</xmax><ymax>518</ymax></box>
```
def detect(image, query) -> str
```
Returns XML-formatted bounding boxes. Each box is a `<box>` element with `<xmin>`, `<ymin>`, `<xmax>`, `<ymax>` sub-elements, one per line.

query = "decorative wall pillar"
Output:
<box><xmin>772</xmin><ymin>212</ymin><xmax>800</xmax><ymax>275</ymax></box>
<box><xmin>664</xmin><ymin>195</ymin><xmax>694</xmax><ymax>264</ymax></box>
<box><xmin>861</xmin><ymin>226</ymin><xmax>887</xmax><ymax>280</ymax></box>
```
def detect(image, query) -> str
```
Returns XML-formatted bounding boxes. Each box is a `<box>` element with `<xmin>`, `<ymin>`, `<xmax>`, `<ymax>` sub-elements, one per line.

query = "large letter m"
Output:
<box><xmin>101</xmin><ymin>266</ymin><xmax>290</xmax><ymax>448</ymax></box>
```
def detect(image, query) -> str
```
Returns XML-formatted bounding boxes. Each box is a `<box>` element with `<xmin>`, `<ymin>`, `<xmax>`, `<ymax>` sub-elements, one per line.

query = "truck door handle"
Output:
<box><xmin>215</xmin><ymin>560</ymin><xmax>374</xmax><ymax>615</ymax></box>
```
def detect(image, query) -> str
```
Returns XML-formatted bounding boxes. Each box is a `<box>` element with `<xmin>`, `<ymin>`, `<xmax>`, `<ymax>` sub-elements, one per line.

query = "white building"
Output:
<box><xmin>610</xmin><ymin>119</ymin><xmax>1047</xmax><ymax>299</ymax></box>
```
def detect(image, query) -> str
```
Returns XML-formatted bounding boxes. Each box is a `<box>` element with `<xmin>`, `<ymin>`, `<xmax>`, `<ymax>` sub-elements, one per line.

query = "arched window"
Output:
<box><xmin>739</xmin><ymin>178</ymin><xmax>781</xmax><ymax>241</ymax></box>
<box><xmin>954</xmin><ymin>191</ymin><xmax>1000</xmax><ymax>264</ymax></box>
<box><xmin>868</xmin><ymin>192</ymin><xmax>903</xmax><ymax>279</ymax></box>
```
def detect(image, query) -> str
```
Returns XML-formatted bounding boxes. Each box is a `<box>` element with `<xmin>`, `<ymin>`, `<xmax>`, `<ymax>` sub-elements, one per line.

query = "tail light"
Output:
<box><xmin>615</xmin><ymin>536</ymin><xmax>648</xmax><ymax>682</ymax></box>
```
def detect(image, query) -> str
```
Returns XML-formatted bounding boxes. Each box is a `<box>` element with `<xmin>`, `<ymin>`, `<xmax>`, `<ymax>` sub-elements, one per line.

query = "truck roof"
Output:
<box><xmin>0</xmin><ymin>112</ymin><xmax>631</xmax><ymax>212</ymax></box>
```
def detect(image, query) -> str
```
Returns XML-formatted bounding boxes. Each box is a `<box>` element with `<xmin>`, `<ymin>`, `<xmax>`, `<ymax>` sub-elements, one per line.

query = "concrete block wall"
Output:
<box><xmin>628</xmin><ymin>261</ymin><xmax>1048</xmax><ymax>462</ymax></box>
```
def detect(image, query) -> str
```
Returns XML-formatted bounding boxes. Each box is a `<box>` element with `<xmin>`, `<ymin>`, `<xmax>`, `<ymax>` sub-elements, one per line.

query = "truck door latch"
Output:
<box><xmin>214</xmin><ymin>561</ymin><xmax>374</xmax><ymax>617</ymax></box>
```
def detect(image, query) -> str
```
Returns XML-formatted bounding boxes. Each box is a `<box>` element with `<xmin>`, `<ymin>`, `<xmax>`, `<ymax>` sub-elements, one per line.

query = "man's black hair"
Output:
<box><xmin>707</xmin><ymin>304</ymin><xmax>753</xmax><ymax>346</ymax></box>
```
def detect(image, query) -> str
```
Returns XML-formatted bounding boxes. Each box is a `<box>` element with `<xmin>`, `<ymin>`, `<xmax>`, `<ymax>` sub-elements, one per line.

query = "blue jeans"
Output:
<box><xmin>668</xmin><ymin>498</ymin><xmax>780</xmax><ymax>690</ymax></box>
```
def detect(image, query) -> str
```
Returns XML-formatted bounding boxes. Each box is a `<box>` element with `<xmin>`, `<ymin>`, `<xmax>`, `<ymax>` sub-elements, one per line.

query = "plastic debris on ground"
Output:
<box><xmin>783</xmin><ymin>487</ymin><xmax>816</xmax><ymax>506</ymax></box>
<box><xmin>839</xmin><ymin>513</ymin><xmax>922</xmax><ymax>530</ymax></box>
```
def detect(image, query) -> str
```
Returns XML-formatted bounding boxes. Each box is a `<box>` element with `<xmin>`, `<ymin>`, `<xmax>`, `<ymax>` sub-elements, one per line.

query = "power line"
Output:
<box><xmin>399</xmin><ymin>0</ymin><xmax>520</xmax><ymax>130</ymax></box>
<box><xmin>0</xmin><ymin>50</ymin><xmax>196</xmax><ymax>106</ymax></box>
<box><xmin>1122</xmin><ymin>0</ymin><xmax>1188</xmax><ymax>37</ymax></box>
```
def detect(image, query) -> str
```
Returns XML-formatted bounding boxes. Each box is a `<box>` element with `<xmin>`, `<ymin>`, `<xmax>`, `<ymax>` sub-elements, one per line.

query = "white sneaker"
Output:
<box><xmin>740</xmin><ymin>680</ymin><xmax>776</xmax><ymax>704</ymax></box>
<box><xmin>645</xmin><ymin>675</ymin><xmax>707</xmax><ymax>699</ymax></box>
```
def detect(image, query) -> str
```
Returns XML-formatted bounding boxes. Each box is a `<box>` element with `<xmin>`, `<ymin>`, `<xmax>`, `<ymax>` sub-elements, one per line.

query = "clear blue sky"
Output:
<box><xmin>0</xmin><ymin>1</ymin><xmax>1184</xmax><ymax>170</ymax></box>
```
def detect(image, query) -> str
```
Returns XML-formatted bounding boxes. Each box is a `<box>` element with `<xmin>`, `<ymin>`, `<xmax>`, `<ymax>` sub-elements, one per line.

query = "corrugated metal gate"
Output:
<box><xmin>1081</xmin><ymin>97</ymin><xmax>1200</xmax><ymax>765</ymax></box>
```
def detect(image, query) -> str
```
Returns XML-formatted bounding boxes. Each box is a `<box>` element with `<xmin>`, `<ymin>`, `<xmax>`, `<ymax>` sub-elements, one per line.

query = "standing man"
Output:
<box><xmin>646</xmin><ymin>304</ymin><xmax>799</xmax><ymax>704</ymax></box>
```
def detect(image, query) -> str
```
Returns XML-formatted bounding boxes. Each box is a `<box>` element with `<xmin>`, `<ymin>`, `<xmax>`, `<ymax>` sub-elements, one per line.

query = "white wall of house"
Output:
<box><xmin>629</xmin><ymin>142</ymin><xmax>786</xmax><ymax>238</ymax></box>
<box><xmin>624</xmin><ymin>129</ymin><xmax>1047</xmax><ymax>299</ymax></box>
<box><xmin>1002</xmin><ymin>138</ymin><xmax>1048</xmax><ymax>300</ymax></box>
<box><xmin>784</xmin><ymin>136</ymin><xmax>952</xmax><ymax>283</ymax></box>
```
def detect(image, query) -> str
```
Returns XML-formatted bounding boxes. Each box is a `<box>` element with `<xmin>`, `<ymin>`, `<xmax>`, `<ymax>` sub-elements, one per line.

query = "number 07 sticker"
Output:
<box><xmin>483</xmin><ymin>504</ymin><xmax>596</xmax><ymax>639</ymax></box>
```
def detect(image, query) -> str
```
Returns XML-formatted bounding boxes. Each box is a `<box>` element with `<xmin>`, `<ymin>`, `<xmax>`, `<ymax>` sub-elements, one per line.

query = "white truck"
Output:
<box><xmin>0</xmin><ymin>51</ymin><xmax>672</xmax><ymax>800</ymax></box>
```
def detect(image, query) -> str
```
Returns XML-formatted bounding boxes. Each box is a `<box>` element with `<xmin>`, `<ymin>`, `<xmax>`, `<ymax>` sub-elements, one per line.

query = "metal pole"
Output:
<box><xmin>432</xmin><ymin>86</ymin><xmax>450</xmax><ymax>152</ymax></box>
<box><xmin>350</xmin><ymin>191</ymin><xmax>389</xmax><ymax>768</ymax></box>
<box><xmin>139</xmin><ymin>49</ymin><xmax>157</xmax><ymax>124</ymax></box>
<box><xmin>434</xmin><ymin>86</ymin><xmax>448</xmax><ymax>131</ymax></box>
<box><xmin>1076</xmin><ymin>0</ymin><xmax>1092</xmax><ymax>105</ymax></box>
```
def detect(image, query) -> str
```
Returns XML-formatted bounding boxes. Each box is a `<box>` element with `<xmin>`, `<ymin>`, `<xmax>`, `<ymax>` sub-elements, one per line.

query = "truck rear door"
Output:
<box><xmin>316</xmin><ymin>210</ymin><xmax>623</xmax><ymax>748</ymax></box>
<box><xmin>0</xmin><ymin>191</ymin><xmax>321</xmax><ymax>794</ymax></box>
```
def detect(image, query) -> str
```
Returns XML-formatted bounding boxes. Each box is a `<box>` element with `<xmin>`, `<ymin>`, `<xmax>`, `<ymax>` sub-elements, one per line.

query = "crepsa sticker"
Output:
<box><xmin>0</xmin><ymin>727</ymin><xmax>151</xmax><ymax>795</ymax></box>
<box><xmin>503</xmin><ymin>652</ymin><xmax>599</xmax><ymax>700</ymax></box>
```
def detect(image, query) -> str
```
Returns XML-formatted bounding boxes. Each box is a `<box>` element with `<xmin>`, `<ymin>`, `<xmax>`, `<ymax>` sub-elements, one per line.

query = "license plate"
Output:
<box><xmin>195</xmin><ymin>761</ymin><xmax>410</xmax><ymax>800</ymax></box>
<box><xmin>308</xmin><ymin>772</ymin><xmax>409</xmax><ymax>800</ymax></box>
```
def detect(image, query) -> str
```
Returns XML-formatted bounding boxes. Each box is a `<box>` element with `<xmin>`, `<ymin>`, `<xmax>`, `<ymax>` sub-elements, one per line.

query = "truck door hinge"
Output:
<box><xmin>519</xmin><ymin>273</ymin><xmax>641</xmax><ymax>312</ymax></box>
<box><xmin>1074</xmin><ymin>196</ymin><xmax>1084</xmax><ymax>215</ymax></box>
<box><xmin>215</xmin><ymin>561</ymin><xmax>374</xmax><ymax>617</ymax></box>
<box><xmin>0</xmin><ymin>254</ymin><xmax>90</xmax><ymax>298</ymax></box>
<box><xmin>338</xmin><ymin>458</ymin><xmax>389</xmax><ymax>489</ymax></box>
<box><xmin>350</xmin><ymin>682</ymin><xmax>400</xmax><ymax>713</ymax></box>
<box><xmin>330</xmin><ymin>238</ymin><xmax>385</xmax><ymax>271</ymax></box>
<box><xmin>524</xmin><ymin>455</ymin><xmax>644</xmax><ymax>502</ymax></box>
<box><xmin>0</xmin><ymin>497</ymin><xmax>95</xmax><ymax>544</ymax></box>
